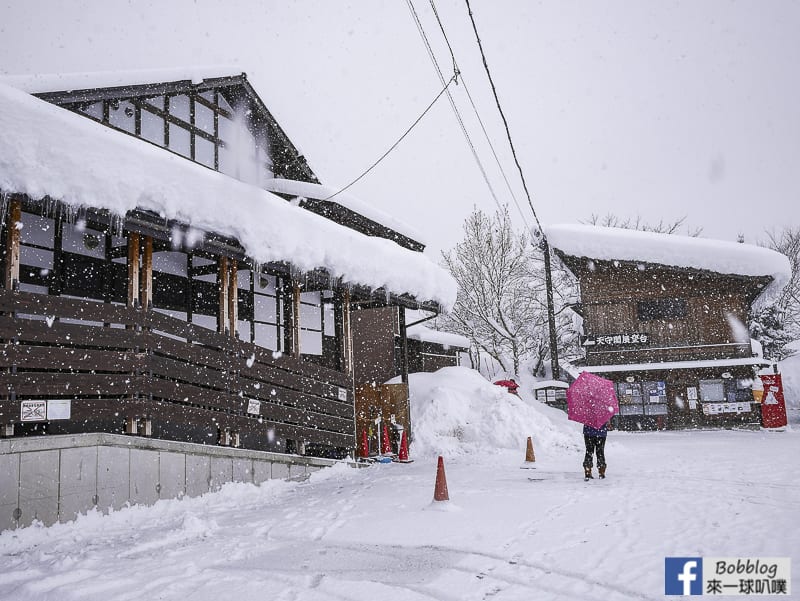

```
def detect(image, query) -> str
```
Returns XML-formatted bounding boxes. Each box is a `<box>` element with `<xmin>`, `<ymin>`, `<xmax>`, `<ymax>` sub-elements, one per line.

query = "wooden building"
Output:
<box><xmin>0</xmin><ymin>71</ymin><xmax>455</xmax><ymax>458</ymax></box>
<box><xmin>350</xmin><ymin>311</ymin><xmax>468</xmax><ymax>454</ymax></box>
<box><xmin>546</xmin><ymin>224</ymin><xmax>791</xmax><ymax>430</ymax></box>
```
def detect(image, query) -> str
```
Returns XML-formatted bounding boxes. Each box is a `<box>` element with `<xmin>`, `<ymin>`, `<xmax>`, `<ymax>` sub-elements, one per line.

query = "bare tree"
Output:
<box><xmin>584</xmin><ymin>213</ymin><xmax>703</xmax><ymax>237</ymax></box>
<box><xmin>438</xmin><ymin>207</ymin><xmax>579</xmax><ymax>377</ymax></box>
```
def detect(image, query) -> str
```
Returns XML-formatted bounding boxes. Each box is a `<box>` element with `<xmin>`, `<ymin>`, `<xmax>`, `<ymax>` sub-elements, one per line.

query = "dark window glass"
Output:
<box><xmin>637</xmin><ymin>298</ymin><xmax>687</xmax><ymax>321</ymax></box>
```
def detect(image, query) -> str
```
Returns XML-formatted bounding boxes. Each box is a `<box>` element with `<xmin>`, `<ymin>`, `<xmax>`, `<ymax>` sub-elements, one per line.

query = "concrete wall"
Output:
<box><xmin>0</xmin><ymin>433</ymin><xmax>344</xmax><ymax>532</ymax></box>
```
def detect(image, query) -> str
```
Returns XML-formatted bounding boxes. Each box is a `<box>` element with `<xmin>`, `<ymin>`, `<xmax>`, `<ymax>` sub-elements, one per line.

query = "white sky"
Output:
<box><xmin>1</xmin><ymin>0</ymin><xmax>798</xmax><ymax>257</ymax></box>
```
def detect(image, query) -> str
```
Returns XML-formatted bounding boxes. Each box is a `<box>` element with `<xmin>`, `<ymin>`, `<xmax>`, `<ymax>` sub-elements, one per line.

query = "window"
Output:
<box><xmin>168</xmin><ymin>123</ymin><xmax>191</xmax><ymax>158</ymax></box>
<box><xmin>616</xmin><ymin>382</ymin><xmax>644</xmax><ymax>415</ymax></box>
<box><xmin>195</xmin><ymin>102</ymin><xmax>216</xmax><ymax>136</ymax></box>
<box><xmin>108</xmin><ymin>100</ymin><xmax>136</xmax><ymax>133</ymax></box>
<box><xmin>168</xmin><ymin>94</ymin><xmax>191</xmax><ymax>123</ymax></box>
<box><xmin>141</xmin><ymin>110</ymin><xmax>165</xmax><ymax>146</ymax></box>
<box><xmin>79</xmin><ymin>102</ymin><xmax>103</xmax><ymax>120</ymax></box>
<box><xmin>637</xmin><ymin>298</ymin><xmax>687</xmax><ymax>321</ymax></box>
<box><xmin>252</xmin><ymin>273</ymin><xmax>283</xmax><ymax>351</ymax></box>
<box><xmin>18</xmin><ymin>212</ymin><xmax>55</xmax><ymax>293</ymax></box>
<box><xmin>699</xmin><ymin>379</ymin><xmax>725</xmax><ymax>402</ymax></box>
<box><xmin>300</xmin><ymin>291</ymin><xmax>323</xmax><ymax>356</ymax></box>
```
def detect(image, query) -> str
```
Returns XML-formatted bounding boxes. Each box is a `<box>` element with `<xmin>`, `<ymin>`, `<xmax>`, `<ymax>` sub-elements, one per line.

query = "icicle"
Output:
<box><xmin>0</xmin><ymin>191</ymin><xmax>9</xmax><ymax>228</ymax></box>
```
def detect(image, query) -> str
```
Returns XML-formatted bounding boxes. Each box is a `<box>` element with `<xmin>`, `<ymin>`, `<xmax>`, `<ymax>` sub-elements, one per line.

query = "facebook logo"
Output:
<box><xmin>665</xmin><ymin>557</ymin><xmax>703</xmax><ymax>595</ymax></box>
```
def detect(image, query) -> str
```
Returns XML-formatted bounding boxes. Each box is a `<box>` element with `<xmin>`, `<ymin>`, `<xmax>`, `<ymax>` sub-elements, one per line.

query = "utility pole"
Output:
<box><xmin>542</xmin><ymin>238</ymin><xmax>560</xmax><ymax>380</ymax></box>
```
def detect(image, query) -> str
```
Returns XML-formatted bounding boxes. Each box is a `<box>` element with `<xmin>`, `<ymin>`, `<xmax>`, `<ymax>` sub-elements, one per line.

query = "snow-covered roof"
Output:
<box><xmin>0</xmin><ymin>82</ymin><xmax>456</xmax><ymax>310</ymax></box>
<box><xmin>584</xmin><ymin>356</ymin><xmax>771</xmax><ymax>374</ymax></box>
<box><xmin>0</xmin><ymin>67</ymin><xmax>244</xmax><ymax>94</ymax></box>
<box><xmin>406</xmin><ymin>325</ymin><xmax>470</xmax><ymax>349</ymax></box>
<box><xmin>545</xmin><ymin>224</ymin><xmax>791</xmax><ymax>308</ymax></box>
<box><xmin>263</xmin><ymin>178</ymin><xmax>424</xmax><ymax>245</ymax></box>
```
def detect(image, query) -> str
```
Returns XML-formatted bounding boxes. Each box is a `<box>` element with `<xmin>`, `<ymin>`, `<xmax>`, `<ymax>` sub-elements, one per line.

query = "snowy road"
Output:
<box><xmin>1</xmin><ymin>425</ymin><xmax>798</xmax><ymax>601</ymax></box>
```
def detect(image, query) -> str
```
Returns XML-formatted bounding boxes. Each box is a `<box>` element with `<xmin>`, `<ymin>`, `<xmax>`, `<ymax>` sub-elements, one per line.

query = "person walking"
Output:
<box><xmin>583</xmin><ymin>422</ymin><xmax>608</xmax><ymax>480</ymax></box>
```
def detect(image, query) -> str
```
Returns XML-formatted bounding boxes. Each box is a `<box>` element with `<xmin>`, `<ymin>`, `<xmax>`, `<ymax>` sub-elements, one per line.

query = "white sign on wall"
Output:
<box><xmin>47</xmin><ymin>399</ymin><xmax>71</xmax><ymax>420</ymax></box>
<box><xmin>20</xmin><ymin>400</ymin><xmax>47</xmax><ymax>422</ymax></box>
<box><xmin>246</xmin><ymin>399</ymin><xmax>261</xmax><ymax>415</ymax></box>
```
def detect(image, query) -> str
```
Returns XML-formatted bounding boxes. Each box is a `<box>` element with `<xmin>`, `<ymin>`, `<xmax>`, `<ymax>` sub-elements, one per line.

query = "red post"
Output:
<box><xmin>359</xmin><ymin>430</ymin><xmax>369</xmax><ymax>458</ymax></box>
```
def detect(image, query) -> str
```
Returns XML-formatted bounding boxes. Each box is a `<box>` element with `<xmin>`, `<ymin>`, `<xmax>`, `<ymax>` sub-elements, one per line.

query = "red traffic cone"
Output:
<box><xmin>359</xmin><ymin>430</ymin><xmax>369</xmax><ymax>458</ymax></box>
<box><xmin>433</xmin><ymin>455</ymin><xmax>449</xmax><ymax>501</ymax></box>
<box><xmin>382</xmin><ymin>424</ymin><xmax>392</xmax><ymax>454</ymax></box>
<box><xmin>398</xmin><ymin>430</ymin><xmax>409</xmax><ymax>462</ymax></box>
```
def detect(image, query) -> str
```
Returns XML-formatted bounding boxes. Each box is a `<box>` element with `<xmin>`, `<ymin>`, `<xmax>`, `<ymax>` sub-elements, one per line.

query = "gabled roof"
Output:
<box><xmin>1</xmin><ymin>69</ymin><xmax>427</xmax><ymax>248</ymax></box>
<box><xmin>1</xmin><ymin>69</ymin><xmax>319</xmax><ymax>184</ymax></box>
<box><xmin>545</xmin><ymin>223</ymin><xmax>791</xmax><ymax>308</ymax></box>
<box><xmin>0</xmin><ymin>81</ymin><xmax>457</xmax><ymax>310</ymax></box>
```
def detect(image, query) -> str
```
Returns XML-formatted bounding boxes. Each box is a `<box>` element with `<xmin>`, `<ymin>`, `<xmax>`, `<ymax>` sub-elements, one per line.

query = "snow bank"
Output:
<box><xmin>546</xmin><ymin>223</ymin><xmax>791</xmax><ymax>308</ymax></box>
<box><xmin>402</xmin><ymin>366</ymin><xmax>579</xmax><ymax>458</ymax></box>
<box><xmin>0</xmin><ymin>82</ymin><xmax>456</xmax><ymax>310</ymax></box>
<box><xmin>778</xmin><ymin>344</ymin><xmax>800</xmax><ymax>411</ymax></box>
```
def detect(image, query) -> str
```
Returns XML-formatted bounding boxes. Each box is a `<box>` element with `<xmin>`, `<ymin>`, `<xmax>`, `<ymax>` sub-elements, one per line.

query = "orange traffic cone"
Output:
<box><xmin>381</xmin><ymin>424</ymin><xmax>392</xmax><ymax>454</ymax></box>
<box><xmin>359</xmin><ymin>430</ymin><xmax>369</xmax><ymax>458</ymax></box>
<box><xmin>525</xmin><ymin>436</ymin><xmax>536</xmax><ymax>462</ymax></box>
<box><xmin>433</xmin><ymin>455</ymin><xmax>449</xmax><ymax>501</ymax></box>
<box><xmin>398</xmin><ymin>430</ymin><xmax>409</xmax><ymax>462</ymax></box>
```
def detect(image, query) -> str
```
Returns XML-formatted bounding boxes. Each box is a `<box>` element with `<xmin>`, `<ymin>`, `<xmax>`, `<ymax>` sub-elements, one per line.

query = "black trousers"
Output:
<box><xmin>583</xmin><ymin>435</ymin><xmax>607</xmax><ymax>469</ymax></box>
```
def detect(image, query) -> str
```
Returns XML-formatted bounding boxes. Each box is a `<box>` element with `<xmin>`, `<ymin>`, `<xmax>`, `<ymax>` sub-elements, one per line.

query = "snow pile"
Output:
<box><xmin>546</xmin><ymin>223</ymin><xmax>791</xmax><ymax>308</ymax></box>
<box><xmin>404</xmin><ymin>366</ymin><xmax>579</xmax><ymax>458</ymax></box>
<box><xmin>778</xmin><ymin>341</ymin><xmax>800</xmax><ymax>411</ymax></box>
<box><xmin>0</xmin><ymin>82</ymin><xmax>456</xmax><ymax>310</ymax></box>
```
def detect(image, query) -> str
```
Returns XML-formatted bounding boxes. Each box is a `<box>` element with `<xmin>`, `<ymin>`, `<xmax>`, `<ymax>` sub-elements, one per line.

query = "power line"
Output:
<box><xmin>406</xmin><ymin>0</ymin><xmax>519</xmax><ymax>225</ymax></box>
<box><xmin>427</xmin><ymin>0</ymin><xmax>529</xmax><ymax>228</ymax></box>
<box><xmin>322</xmin><ymin>72</ymin><xmax>458</xmax><ymax>202</ymax></box>
<box><xmin>464</xmin><ymin>0</ymin><xmax>544</xmax><ymax>236</ymax></box>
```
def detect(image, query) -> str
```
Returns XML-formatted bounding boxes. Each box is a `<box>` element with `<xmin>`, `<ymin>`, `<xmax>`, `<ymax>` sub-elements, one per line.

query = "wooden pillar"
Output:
<box><xmin>4</xmin><ymin>199</ymin><xmax>21</xmax><ymax>290</ymax></box>
<box><xmin>218</xmin><ymin>256</ymin><xmax>229</xmax><ymax>334</ymax></box>
<box><xmin>127</xmin><ymin>233</ymin><xmax>140</xmax><ymax>307</ymax></box>
<box><xmin>292</xmin><ymin>281</ymin><xmax>301</xmax><ymax>358</ymax></box>
<box><xmin>398</xmin><ymin>305</ymin><xmax>409</xmax><ymax>385</ymax></box>
<box><xmin>139</xmin><ymin>235</ymin><xmax>153</xmax><ymax>309</ymax></box>
<box><xmin>228</xmin><ymin>259</ymin><xmax>238</xmax><ymax>338</ymax></box>
<box><xmin>339</xmin><ymin>288</ymin><xmax>353</xmax><ymax>376</ymax></box>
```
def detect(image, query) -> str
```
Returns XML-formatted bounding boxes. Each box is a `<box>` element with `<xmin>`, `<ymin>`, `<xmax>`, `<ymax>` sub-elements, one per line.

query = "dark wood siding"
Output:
<box><xmin>573</xmin><ymin>261</ymin><xmax>768</xmax><ymax>366</ymax></box>
<box><xmin>0</xmin><ymin>289</ymin><xmax>354</xmax><ymax>452</ymax></box>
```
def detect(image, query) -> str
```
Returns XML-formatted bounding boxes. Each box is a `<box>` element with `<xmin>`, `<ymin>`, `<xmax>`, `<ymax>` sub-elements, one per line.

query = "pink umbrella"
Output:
<box><xmin>567</xmin><ymin>372</ymin><xmax>619</xmax><ymax>429</ymax></box>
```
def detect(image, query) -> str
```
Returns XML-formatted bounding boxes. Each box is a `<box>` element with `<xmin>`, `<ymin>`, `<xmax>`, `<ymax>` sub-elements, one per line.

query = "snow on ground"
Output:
<box><xmin>1</xmin><ymin>367</ymin><xmax>798</xmax><ymax>601</ymax></box>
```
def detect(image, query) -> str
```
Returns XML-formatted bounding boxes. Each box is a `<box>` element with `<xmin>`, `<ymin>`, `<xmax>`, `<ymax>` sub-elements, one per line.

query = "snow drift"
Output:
<box><xmin>401</xmin><ymin>366</ymin><xmax>579</xmax><ymax>458</ymax></box>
